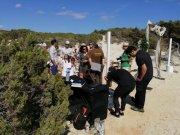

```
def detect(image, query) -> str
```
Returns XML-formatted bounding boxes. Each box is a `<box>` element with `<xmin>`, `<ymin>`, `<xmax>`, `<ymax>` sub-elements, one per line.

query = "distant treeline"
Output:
<box><xmin>0</xmin><ymin>20</ymin><xmax>179</xmax><ymax>48</ymax></box>
<box><xmin>0</xmin><ymin>29</ymin><xmax>103</xmax><ymax>46</ymax></box>
<box><xmin>93</xmin><ymin>20</ymin><xmax>180</xmax><ymax>49</ymax></box>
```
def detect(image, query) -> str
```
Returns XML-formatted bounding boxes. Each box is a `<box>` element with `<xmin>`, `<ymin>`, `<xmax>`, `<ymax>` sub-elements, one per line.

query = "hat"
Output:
<box><xmin>65</xmin><ymin>40</ymin><xmax>70</xmax><ymax>45</ymax></box>
<box><xmin>42</xmin><ymin>43</ymin><xmax>47</xmax><ymax>47</ymax></box>
<box><xmin>81</xmin><ymin>43</ymin><xmax>86</xmax><ymax>46</ymax></box>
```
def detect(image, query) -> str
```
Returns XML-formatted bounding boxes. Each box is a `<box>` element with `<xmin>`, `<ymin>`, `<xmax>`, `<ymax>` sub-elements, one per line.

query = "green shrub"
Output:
<box><xmin>0</xmin><ymin>39</ymin><xmax>71</xmax><ymax>134</ymax></box>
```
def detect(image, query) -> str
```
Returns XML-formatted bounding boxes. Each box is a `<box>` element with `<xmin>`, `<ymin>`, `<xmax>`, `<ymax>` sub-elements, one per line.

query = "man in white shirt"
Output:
<box><xmin>48</xmin><ymin>39</ymin><xmax>58</xmax><ymax>62</ymax></box>
<box><xmin>63</xmin><ymin>40</ymin><xmax>74</xmax><ymax>56</ymax></box>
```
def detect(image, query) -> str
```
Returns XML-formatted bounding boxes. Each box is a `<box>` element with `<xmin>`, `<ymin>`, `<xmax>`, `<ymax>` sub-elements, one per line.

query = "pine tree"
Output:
<box><xmin>0</xmin><ymin>37</ymin><xmax>71</xmax><ymax>134</ymax></box>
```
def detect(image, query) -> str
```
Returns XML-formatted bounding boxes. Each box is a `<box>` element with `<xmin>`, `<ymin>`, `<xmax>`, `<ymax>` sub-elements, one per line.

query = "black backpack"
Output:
<box><xmin>73</xmin><ymin>105</ymin><xmax>89</xmax><ymax>130</ymax></box>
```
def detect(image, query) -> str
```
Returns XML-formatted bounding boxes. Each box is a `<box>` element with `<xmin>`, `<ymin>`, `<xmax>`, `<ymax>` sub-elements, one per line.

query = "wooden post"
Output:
<box><xmin>167</xmin><ymin>38</ymin><xmax>172</xmax><ymax>66</ymax></box>
<box><xmin>107</xmin><ymin>31</ymin><xmax>111</xmax><ymax>74</ymax></box>
<box><xmin>166</xmin><ymin>38</ymin><xmax>174</xmax><ymax>73</ymax></box>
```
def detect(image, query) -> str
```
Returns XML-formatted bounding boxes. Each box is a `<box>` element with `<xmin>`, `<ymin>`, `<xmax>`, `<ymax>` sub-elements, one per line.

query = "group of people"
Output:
<box><xmin>45</xmin><ymin>38</ymin><xmax>153</xmax><ymax>119</ymax></box>
<box><xmin>46</xmin><ymin>39</ymin><xmax>105</xmax><ymax>84</ymax></box>
<box><xmin>105</xmin><ymin>45</ymin><xmax>153</xmax><ymax>118</ymax></box>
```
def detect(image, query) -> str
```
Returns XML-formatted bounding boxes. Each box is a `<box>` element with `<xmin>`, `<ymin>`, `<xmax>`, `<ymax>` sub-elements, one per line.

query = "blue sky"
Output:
<box><xmin>0</xmin><ymin>0</ymin><xmax>180</xmax><ymax>34</ymax></box>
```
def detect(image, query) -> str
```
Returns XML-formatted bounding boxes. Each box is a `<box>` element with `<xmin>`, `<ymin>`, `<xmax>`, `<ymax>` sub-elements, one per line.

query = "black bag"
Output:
<box><xmin>73</xmin><ymin>105</ymin><xmax>89</xmax><ymax>130</ymax></box>
<box><xmin>72</xmin><ymin>84</ymin><xmax>109</xmax><ymax>121</ymax></box>
<box><xmin>70</xmin><ymin>75</ymin><xmax>86</xmax><ymax>85</ymax></box>
<box><xmin>81</xmin><ymin>84</ymin><xmax>109</xmax><ymax>94</ymax></box>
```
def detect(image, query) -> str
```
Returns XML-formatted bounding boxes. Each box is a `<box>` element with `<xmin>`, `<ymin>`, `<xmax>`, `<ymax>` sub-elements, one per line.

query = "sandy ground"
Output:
<box><xmin>105</xmin><ymin>62</ymin><xmax>180</xmax><ymax>135</ymax></box>
<box><xmin>68</xmin><ymin>39</ymin><xmax>180</xmax><ymax>135</ymax></box>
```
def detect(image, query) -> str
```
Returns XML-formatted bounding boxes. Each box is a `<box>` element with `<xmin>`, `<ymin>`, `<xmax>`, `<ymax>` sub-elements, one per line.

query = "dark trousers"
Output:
<box><xmin>113</xmin><ymin>84</ymin><xmax>135</xmax><ymax>112</ymax></box>
<box><xmin>135</xmin><ymin>77</ymin><xmax>152</xmax><ymax>109</ymax></box>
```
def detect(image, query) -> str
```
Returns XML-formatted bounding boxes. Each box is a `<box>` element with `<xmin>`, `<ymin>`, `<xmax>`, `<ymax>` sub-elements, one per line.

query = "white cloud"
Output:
<box><xmin>114</xmin><ymin>3</ymin><xmax>129</xmax><ymax>13</ymax></box>
<box><xmin>37</xmin><ymin>10</ymin><xmax>46</xmax><ymax>14</ymax></box>
<box><xmin>61</xmin><ymin>6</ymin><xmax>66</xmax><ymax>10</ymax></box>
<box><xmin>56</xmin><ymin>10</ymin><xmax>87</xmax><ymax>19</ymax></box>
<box><xmin>164</xmin><ymin>0</ymin><xmax>180</xmax><ymax>5</ymax></box>
<box><xmin>100</xmin><ymin>15</ymin><xmax>114</xmax><ymax>21</ymax></box>
<box><xmin>144</xmin><ymin>0</ymin><xmax>151</xmax><ymax>3</ymax></box>
<box><xmin>0</xmin><ymin>25</ymin><xmax>3</xmax><ymax>28</ymax></box>
<box><xmin>145</xmin><ymin>0</ymin><xmax>179</xmax><ymax>3</ymax></box>
<box><xmin>15</xmin><ymin>3</ymin><xmax>22</xmax><ymax>8</ymax></box>
<box><xmin>164</xmin><ymin>0</ymin><xmax>176</xmax><ymax>2</ymax></box>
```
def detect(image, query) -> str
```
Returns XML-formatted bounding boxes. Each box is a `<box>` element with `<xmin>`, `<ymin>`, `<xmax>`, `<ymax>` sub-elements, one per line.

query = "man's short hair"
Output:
<box><xmin>92</xmin><ymin>43</ymin><xmax>99</xmax><ymax>48</ymax></box>
<box><xmin>108</xmin><ymin>66</ymin><xmax>116</xmax><ymax>73</ymax></box>
<box><xmin>125</xmin><ymin>45</ymin><xmax>137</xmax><ymax>54</ymax></box>
<box><xmin>51</xmin><ymin>39</ymin><xmax>57</xmax><ymax>45</ymax></box>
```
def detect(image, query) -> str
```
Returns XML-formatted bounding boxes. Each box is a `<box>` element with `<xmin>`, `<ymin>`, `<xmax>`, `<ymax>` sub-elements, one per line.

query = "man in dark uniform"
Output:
<box><xmin>125</xmin><ymin>46</ymin><xmax>153</xmax><ymax>112</ymax></box>
<box><xmin>105</xmin><ymin>67</ymin><xmax>135</xmax><ymax>117</ymax></box>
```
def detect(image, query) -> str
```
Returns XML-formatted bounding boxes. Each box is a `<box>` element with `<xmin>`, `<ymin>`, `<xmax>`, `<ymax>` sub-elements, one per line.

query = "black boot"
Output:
<box><xmin>110</xmin><ymin>110</ymin><xmax>120</xmax><ymax>118</ymax></box>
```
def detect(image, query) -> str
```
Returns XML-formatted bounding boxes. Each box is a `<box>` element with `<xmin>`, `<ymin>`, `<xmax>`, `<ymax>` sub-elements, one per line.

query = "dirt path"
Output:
<box><xmin>105</xmin><ymin>64</ymin><xmax>180</xmax><ymax>135</ymax></box>
<box><xmin>102</xmin><ymin>42</ymin><xmax>180</xmax><ymax>135</ymax></box>
<box><xmin>68</xmin><ymin>42</ymin><xmax>180</xmax><ymax>135</ymax></box>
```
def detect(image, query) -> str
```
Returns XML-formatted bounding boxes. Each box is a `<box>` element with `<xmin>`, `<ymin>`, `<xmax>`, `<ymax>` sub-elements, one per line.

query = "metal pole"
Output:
<box><xmin>107</xmin><ymin>31</ymin><xmax>111</xmax><ymax>74</ymax></box>
<box><xmin>166</xmin><ymin>38</ymin><xmax>174</xmax><ymax>73</ymax></box>
<box><xmin>167</xmin><ymin>38</ymin><xmax>172</xmax><ymax>66</ymax></box>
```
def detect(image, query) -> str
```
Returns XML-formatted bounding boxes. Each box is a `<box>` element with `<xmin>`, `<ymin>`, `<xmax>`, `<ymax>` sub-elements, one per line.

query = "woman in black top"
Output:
<box><xmin>105</xmin><ymin>66</ymin><xmax>135</xmax><ymax>117</ymax></box>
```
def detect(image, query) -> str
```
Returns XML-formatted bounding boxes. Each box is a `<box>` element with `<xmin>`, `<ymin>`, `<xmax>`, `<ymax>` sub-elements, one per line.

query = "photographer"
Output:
<box><xmin>105</xmin><ymin>66</ymin><xmax>135</xmax><ymax>117</ymax></box>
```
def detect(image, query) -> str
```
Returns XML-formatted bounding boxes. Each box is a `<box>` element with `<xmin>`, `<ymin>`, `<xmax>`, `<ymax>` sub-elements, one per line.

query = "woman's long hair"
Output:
<box><xmin>79</xmin><ymin>45</ymin><xmax>88</xmax><ymax>53</ymax></box>
<box><xmin>64</xmin><ymin>54</ymin><xmax>71</xmax><ymax>63</ymax></box>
